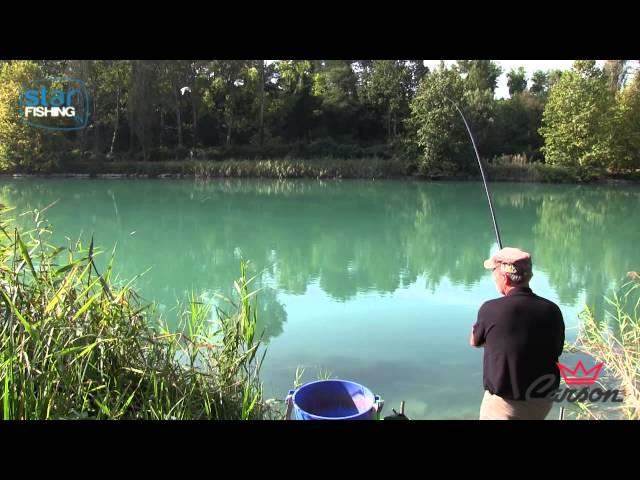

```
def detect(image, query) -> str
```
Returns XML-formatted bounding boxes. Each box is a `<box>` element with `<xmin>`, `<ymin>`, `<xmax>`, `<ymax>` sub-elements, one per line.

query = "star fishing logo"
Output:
<box><xmin>19</xmin><ymin>77</ymin><xmax>89</xmax><ymax>130</ymax></box>
<box><xmin>526</xmin><ymin>360</ymin><xmax>624</xmax><ymax>403</ymax></box>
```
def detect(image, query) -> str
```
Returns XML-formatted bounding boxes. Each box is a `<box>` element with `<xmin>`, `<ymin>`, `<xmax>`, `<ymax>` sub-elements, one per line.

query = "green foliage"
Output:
<box><xmin>617</xmin><ymin>71</ymin><xmax>640</xmax><ymax>170</ymax></box>
<box><xmin>193</xmin><ymin>157</ymin><xmax>409</xmax><ymax>179</ymax></box>
<box><xmin>456</xmin><ymin>60</ymin><xmax>502</xmax><ymax>93</ymax></box>
<box><xmin>0</xmin><ymin>209</ymin><xmax>271</xmax><ymax>419</ymax></box>
<box><xmin>540</xmin><ymin>61</ymin><xmax>619</xmax><ymax>173</ymax></box>
<box><xmin>507</xmin><ymin>67</ymin><xmax>528</xmax><ymax>96</ymax></box>
<box><xmin>603</xmin><ymin>60</ymin><xmax>629</xmax><ymax>93</ymax></box>
<box><xmin>462</xmin><ymin>86</ymin><xmax>496</xmax><ymax>157</ymax></box>
<box><xmin>490</xmin><ymin>92</ymin><xmax>545</xmax><ymax>160</ymax></box>
<box><xmin>569</xmin><ymin>273</ymin><xmax>640</xmax><ymax>420</ymax></box>
<box><xmin>360</xmin><ymin>60</ymin><xmax>412</xmax><ymax>141</ymax></box>
<box><xmin>487</xmin><ymin>161</ymin><xmax>578</xmax><ymax>183</ymax></box>
<box><xmin>409</xmin><ymin>64</ymin><xmax>469</xmax><ymax>175</ymax></box>
<box><xmin>0</xmin><ymin>61</ymin><xmax>46</xmax><ymax>171</ymax></box>
<box><xmin>312</xmin><ymin>61</ymin><xmax>359</xmax><ymax>110</ymax></box>
<box><xmin>530</xmin><ymin>70</ymin><xmax>549</xmax><ymax>96</ymax></box>
<box><xmin>1</xmin><ymin>59</ymin><xmax>639</xmax><ymax>181</ymax></box>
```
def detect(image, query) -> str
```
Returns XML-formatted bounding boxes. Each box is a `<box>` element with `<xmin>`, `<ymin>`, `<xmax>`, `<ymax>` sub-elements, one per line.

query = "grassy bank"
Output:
<box><xmin>0</xmin><ymin>207</ymin><xmax>272</xmax><ymax>420</ymax></box>
<box><xmin>3</xmin><ymin>148</ymin><xmax>639</xmax><ymax>183</ymax></box>
<box><xmin>564</xmin><ymin>272</ymin><xmax>640</xmax><ymax>420</ymax></box>
<box><xmin>5</xmin><ymin>158</ymin><xmax>413</xmax><ymax>180</ymax></box>
<box><xmin>5</xmin><ymin>158</ymin><xmax>640</xmax><ymax>184</ymax></box>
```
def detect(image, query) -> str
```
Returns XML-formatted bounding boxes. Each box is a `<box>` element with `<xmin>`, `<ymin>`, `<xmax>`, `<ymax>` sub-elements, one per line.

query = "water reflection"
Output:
<box><xmin>1</xmin><ymin>178</ymin><xmax>638</xmax><ymax>342</ymax></box>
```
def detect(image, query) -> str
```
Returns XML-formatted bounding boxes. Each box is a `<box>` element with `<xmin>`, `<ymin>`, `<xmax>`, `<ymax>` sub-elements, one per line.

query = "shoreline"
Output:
<box><xmin>2</xmin><ymin>172</ymin><xmax>639</xmax><ymax>186</ymax></box>
<box><xmin>1</xmin><ymin>158</ymin><xmax>639</xmax><ymax>185</ymax></box>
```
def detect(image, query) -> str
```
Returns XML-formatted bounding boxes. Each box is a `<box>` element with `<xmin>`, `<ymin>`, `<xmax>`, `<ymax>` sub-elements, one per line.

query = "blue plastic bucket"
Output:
<box><xmin>286</xmin><ymin>379</ymin><xmax>383</xmax><ymax>420</ymax></box>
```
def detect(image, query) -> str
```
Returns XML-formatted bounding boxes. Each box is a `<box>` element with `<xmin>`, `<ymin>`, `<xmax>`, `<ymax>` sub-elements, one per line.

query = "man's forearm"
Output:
<box><xmin>470</xmin><ymin>327</ymin><xmax>484</xmax><ymax>347</ymax></box>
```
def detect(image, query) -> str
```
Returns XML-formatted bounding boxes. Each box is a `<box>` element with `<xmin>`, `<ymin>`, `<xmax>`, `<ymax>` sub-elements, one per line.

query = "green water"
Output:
<box><xmin>2</xmin><ymin>178</ymin><xmax>638</xmax><ymax>419</ymax></box>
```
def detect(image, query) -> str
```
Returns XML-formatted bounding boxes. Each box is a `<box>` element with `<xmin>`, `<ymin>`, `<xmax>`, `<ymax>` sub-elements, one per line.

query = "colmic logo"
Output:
<box><xmin>526</xmin><ymin>361</ymin><xmax>623</xmax><ymax>403</ymax></box>
<box><xmin>19</xmin><ymin>77</ymin><xmax>89</xmax><ymax>130</ymax></box>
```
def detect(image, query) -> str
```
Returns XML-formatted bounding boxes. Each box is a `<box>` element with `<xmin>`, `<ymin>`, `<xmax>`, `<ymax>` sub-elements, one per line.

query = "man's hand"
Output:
<box><xmin>470</xmin><ymin>326</ymin><xmax>483</xmax><ymax>348</ymax></box>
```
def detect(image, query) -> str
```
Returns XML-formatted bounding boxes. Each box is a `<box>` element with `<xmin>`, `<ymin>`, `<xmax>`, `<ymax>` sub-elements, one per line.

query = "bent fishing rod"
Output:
<box><xmin>445</xmin><ymin>97</ymin><xmax>503</xmax><ymax>250</ymax></box>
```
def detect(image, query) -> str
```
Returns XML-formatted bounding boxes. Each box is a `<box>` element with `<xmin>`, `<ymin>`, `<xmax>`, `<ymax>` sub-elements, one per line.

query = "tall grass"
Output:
<box><xmin>7</xmin><ymin>158</ymin><xmax>412</xmax><ymax>180</ymax></box>
<box><xmin>566</xmin><ymin>272</ymin><xmax>640</xmax><ymax>420</ymax></box>
<box><xmin>0</xmin><ymin>207</ymin><xmax>271</xmax><ymax>420</ymax></box>
<box><xmin>487</xmin><ymin>161</ymin><xmax>580</xmax><ymax>183</ymax></box>
<box><xmin>192</xmin><ymin>158</ymin><xmax>409</xmax><ymax>180</ymax></box>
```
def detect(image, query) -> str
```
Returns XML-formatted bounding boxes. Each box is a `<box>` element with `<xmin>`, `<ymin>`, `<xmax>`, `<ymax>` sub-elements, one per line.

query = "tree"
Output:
<box><xmin>310</xmin><ymin>60</ymin><xmax>361</xmax><ymax>141</ymax></box>
<box><xmin>507</xmin><ymin>67</ymin><xmax>527</xmax><ymax>96</ymax></box>
<box><xmin>490</xmin><ymin>92</ymin><xmax>545</xmax><ymax>160</ymax></box>
<box><xmin>157</xmin><ymin>61</ymin><xmax>193</xmax><ymax>148</ymax></box>
<box><xmin>530</xmin><ymin>70</ymin><xmax>548</xmax><ymax>96</ymax></box>
<box><xmin>257</xmin><ymin>60</ymin><xmax>265</xmax><ymax>145</ymax></box>
<box><xmin>618</xmin><ymin>71</ymin><xmax>640</xmax><ymax>170</ymax></box>
<box><xmin>361</xmin><ymin>60</ymin><xmax>411</xmax><ymax>142</ymax></box>
<box><xmin>463</xmin><ymin>88</ymin><xmax>497</xmax><ymax>156</ymax></box>
<box><xmin>36</xmin><ymin>60</ymin><xmax>69</xmax><ymax>77</ymax></box>
<box><xmin>92</xmin><ymin>61</ymin><xmax>131</xmax><ymax>156</ymax></box>
<box><xmin>603</xmin><ymin>60</ymin><xmax>629</xmax><ymax>93</ymax></box>
<box><xmin>531</xmin><ymin>69</ymin><xmax>563</xmax><ymax>97</ymax></box>
<box><xmin>0</xmin><ymin>61</ymin><xmax>46</xmax><ymax>171</ymax></box>
<box><xmin>547</xmin><ymin>70</ymin><xmax>563</xmax><ymax>89</ymax></box>
<box><xmin>456</xmin><ymin>60</ymin><xmax>502</xmax><ymax>93</ymax></box>
<box><xmin>205</xmin><ymin>60</ymin><xmax>251</xmax><ymax>146</ymax></box>
<box><xmin>404</xmin><ymin>60</ymin><xmax>430</xmax><ymax>95</ymax></box>
<box><xmin>64</xmin><ymin>60</ymin><xmax>96</xmax><ymax>151</ymax></box>
<box><xmin>540</xmin><ymin>60</ymin><xmax>618</xmax><ymax>171</ymax></box>
<box><xmin>187</xmin><ymin>60</ymin><xmax>209</xmax><ymax>147</ymax></box>
<box><xmin>312</xmin><ymin>60</ymin><xmax>358</xmax><ymax>109</ymax></box>
<box><xmin>409</xmin><ymin>63</ymin><xmax>469</xmax><ymax>174</ymax></box>
<box><xmin>270</xmin><ymin>60</ymin><xmax>317</xmax><ymax>142</ymax></box>
<box><xmin>454</xmin><ymin>61</ymin><xmax>501</xmax><ymax>156</ymax></box>
<box><xmin>128</xmin><ymin>60</ymin><xmax>157</xmax><ymax>160</ymax></box>
<box><xmin>254</xmin><ymin>60</ymin><xmax>279</xmax><ymax>145</ymax></box>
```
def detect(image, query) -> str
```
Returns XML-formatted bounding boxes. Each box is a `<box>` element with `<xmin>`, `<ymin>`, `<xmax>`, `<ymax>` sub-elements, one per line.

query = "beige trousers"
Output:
<box><xmin>479</xmin><ymin>391</ymin><xmax>553</xmax><ymax>420</ymax></box>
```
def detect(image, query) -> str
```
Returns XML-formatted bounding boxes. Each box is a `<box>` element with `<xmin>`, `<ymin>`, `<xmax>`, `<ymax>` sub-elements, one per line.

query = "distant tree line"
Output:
<box><xmin>1</xmin><ymin>60</ymin><xmax>639</xmax><ymax>176</ymax></box>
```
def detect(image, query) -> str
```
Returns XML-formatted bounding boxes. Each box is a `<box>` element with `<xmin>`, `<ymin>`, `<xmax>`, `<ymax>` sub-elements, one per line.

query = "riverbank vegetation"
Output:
<box><xmin>0</xmin><ymin>207</ymin><xmax>271</xmax><ymax>419</ymax></box>
<box><xmin>1</xmin><ymin>60</ymin><xmax>639</xmax><ymax>182</ymax></box>
<box><xmin>565</xmin><ymin>272</ymin><xmax>640</xmax><ymax>420</ymax></box>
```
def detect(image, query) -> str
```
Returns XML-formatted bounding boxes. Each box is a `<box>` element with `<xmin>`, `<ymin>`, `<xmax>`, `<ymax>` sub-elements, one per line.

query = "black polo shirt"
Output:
<box><xmin>472</xmin><ymin>286</ymin><xmax>565</xmax><ymax>400</ymax></box>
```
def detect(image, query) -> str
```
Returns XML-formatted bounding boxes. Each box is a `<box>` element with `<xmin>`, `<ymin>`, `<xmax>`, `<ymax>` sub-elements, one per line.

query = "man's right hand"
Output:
<box><xmin>470</xmin><ymin>326</ymin><xmax>484</xmax><ymax>348</ymax></box>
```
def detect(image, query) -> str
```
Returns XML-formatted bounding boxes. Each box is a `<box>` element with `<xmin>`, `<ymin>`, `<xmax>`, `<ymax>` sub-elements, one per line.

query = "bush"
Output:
<box><xmin>565</xmin><ymin>272</ymin><xmax>640</xmax><ymax>420</ymax></box>
<box><xmin>529</xmin><ymin>163</ymin><xmax>578</xmax><ymax>183</ymax></box>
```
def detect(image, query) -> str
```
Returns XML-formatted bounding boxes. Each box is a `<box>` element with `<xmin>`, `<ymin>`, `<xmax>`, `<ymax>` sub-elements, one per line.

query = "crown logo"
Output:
<box><xmin>557</xmin><ymin>361</ymin><xmax>604</xmax><ymax>385</ymax></box>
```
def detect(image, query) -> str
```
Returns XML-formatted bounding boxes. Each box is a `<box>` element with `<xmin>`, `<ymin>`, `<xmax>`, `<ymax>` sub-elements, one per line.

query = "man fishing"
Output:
<box><xmin>469</xmin><ymin>247</ymin><xmax>565</xmax><ymax>420</ymax></box>
<box><xmin>444</xmin><ymin>96</ymin><xmax>565</xmax><ymax>419</ymax></box>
